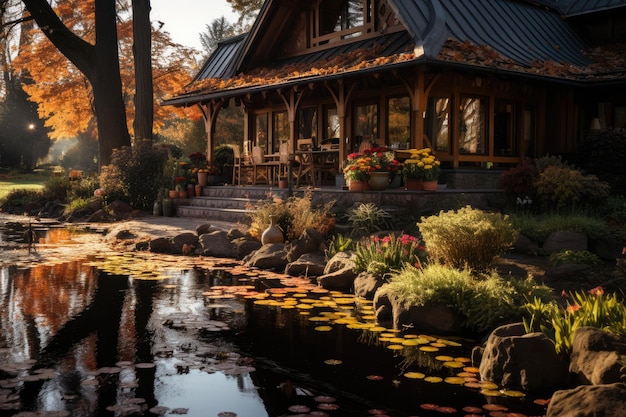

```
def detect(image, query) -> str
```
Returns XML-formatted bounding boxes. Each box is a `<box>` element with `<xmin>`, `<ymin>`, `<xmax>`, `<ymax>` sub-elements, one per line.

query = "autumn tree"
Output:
<box><xmin>16</xmin><ymin>0</ymin><xmax>199</xmax><ymax>165</ymax></box>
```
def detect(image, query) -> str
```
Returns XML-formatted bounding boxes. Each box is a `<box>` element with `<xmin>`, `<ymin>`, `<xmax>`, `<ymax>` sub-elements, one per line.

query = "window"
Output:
<box><xmin>298</xmin><ymin>106</ymin><xmax>318</xmax><ymax>144</ymax></box>
<box><xmin>325</xmin><ymin>106</ymin><xmax>340</xmax><ymax>139</ymax></box>
<box><xmin>494</xmin><ymin>99</ymin><xmax>516</xmax><ymax>156</ymax></box>
<box><xmin>523</xmin><ymin>106</ymin><xmax>536</xmax><ymax>157</ymax></box>
<box><xmin>459</xmin><ymin>96</ymin><xmax>487</xmax><ymax>154</ymax></box>
<box><xmin>255</xmin><ymin>114</ymin><xmax>268</xmax><ymax>152</ymax></box>
<box><xmin>354</xmin><ymin>103</ymin><xmax>378</xmax><ymax>147</ymax></box>
<box><xmin>387</xmin><ymin>96</ymin><xmax>410</xmax><ymax>147</ymax></box>
<box><xmin>273</xmin><ymin>112</ymin><xmax>289</xmax><ymax>152</ymax></box>
<box><xmin>315</xmin><ymin>0</ymin><xmax>372</xmax><ymax>44</ymax></box>
<box><xmin>426</xmin><ymin>97</ymin><xmax>450</xmax><ymax>152</ymax></box>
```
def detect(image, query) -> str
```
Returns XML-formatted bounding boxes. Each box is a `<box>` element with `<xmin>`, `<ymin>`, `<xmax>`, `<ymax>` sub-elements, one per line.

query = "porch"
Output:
<box><xmin>174</xmin><ymin>169</ymin><xmax>506</xmax><ymax>223</ymax></box>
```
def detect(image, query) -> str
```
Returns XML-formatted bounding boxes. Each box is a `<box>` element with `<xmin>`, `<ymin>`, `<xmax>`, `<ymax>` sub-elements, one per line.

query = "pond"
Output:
<box><xmin>0</xmin><ymin>251</ymin><xmax>551</xmax><ymax>417</ymax></box>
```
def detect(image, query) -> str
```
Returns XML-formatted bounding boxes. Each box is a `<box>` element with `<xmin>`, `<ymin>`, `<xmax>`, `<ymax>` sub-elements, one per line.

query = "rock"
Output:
<box><xmin>234</xmin><ymin>238</ymin><xmax>262</xmax><ymax>259</ymax></box>
<box><xmin>373</xmin><ymin>290</ymin><xmax>393</xmax><ymax>323</ymax></box>
<box><xmin>353</xmin><ymin>272</ymin><xmax>386</xmax><ymax>299</ymax></box>
<box><xmin>317</xmin><ymin>251</ymin><xmax>357</xmax><ymax>291</ymax></box>
<box><xmin>149</xmin><ymin>237</ymin><xmax>175</xmax><ymax>253</ymax></box>
<box><xmin>570</xmin><ymin>327</ymin><xmax>626</xmax><ymax>385</ymax></box>
<box><xmin>110</xmin><ymin>200</ymin><xmax>133</xmax><ymax>219</ymax></box>
<box><xmin>171</xmin><ymin>232</ymin><xmax>199</xmax><ymax>254</ymax></box>
<box><xmin>286</xmin><ymin>228</ymin><xmax>324</xmax><ymax>262</ymax></box>
<box><xmin>542</xmin><ymin>231</ymin><xmax>587</xmax><ymax>253</ymax></box>
<box><xmin>547</xmin><ymin>383</ymin><xmax>626</xmax><ymax>417</ymax></box>
<box><xmin>285</xmin><ymin>253</ymin><xmax>327</xmax><ymax>277</ymax></box>
<box><xmin>243</xmin><ymin>243</ymin><xmax>288</xmax><ymax>270</ymax></box>
<box><xmin>113</xmin><ymin>229</ymin><xmax>137</xmax><ymax>240</ymax></box>
<box><xmin>512</xmin><ymin>234</ymin><xmax>539</xmax><ymax>254</ymax></box>
<box><xmin>199</xmin><ymin>231</ymin><xmax>238</xmax><ymax>258</ymax></box>
<box><xmin>324</xmin><ymin>251</ymin><xmax>355</xmax><ymax>274</ymax></box>
<box><xmin>479</xmin><ymin>322</ymin><xmax>568</xmax><ymax>391</ymax></box>
<box><xmin>87</xmin><ymin>209</ymin><xmax>114</xmax><ymax>223</ymax></box>
<box><xmin>317</xmin><ymin>268</ymin><xmax>357</xmax><ymax>291</ymax></box>
<box><xmin>590</xmin><ymin>237</ymin><xmax>624</xmax><ymax>261</ymax></box>
<box><xmin>227</xmin><ymin>228</ymin><xmax>246</xmax><ymax>240</ymax></box>
<box><xmin>544</xmin><ymin>263</ymin><xmax>591</xmax><ymax>281</ymax></box>
<box><xmin>196</xmin><ymin>223</ymin><xmax>218</xmax><ymax>236</ymax></box>
<box><xmin>395</xmin><ymin>304</ymin><xmax>462</xmax><ymax>335</ymax></box>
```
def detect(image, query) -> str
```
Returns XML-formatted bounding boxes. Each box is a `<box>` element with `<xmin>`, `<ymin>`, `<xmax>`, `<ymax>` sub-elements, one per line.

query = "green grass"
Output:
<box><xmin>0</xmin><ymin>172</ymin><xmax>48</xmax><ymax>201</ymax></box>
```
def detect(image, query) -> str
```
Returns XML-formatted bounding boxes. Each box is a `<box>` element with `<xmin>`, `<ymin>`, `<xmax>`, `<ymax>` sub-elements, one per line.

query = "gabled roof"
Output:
<box><xmin>164</xmin><ymin>0</ymin><xmax>624</xmax><ymax>106</ymax></box>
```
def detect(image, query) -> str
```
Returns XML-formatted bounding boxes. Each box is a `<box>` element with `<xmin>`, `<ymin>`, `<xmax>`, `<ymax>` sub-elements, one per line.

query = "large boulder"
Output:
<box><xmin>171</xmin><ymin>232</ymin><xmax>199</xmax><ymax>254</ymax></box>
<box><xmin>234</xmin><ymin>238</ymin><xmax>263</xmax><ymax>259</ymax></box>
<box><xmin>353</xmin><ymin>272</ymin><xmax>386</xmax><ymax>299</ymax></box>
<box><xmin>372</xmin><ymin>284</ymin><xmax>462</xmax><ymax>334</ymax></box>
<box><xmin>542</xmin><ymin>231</ymin><xmax>587</xmax><ymax>253</ymax></box>
<box><xmin>569</xmin><ymin>327</ymin><xmax>626</xmax><ymax>385</ymax></box>
<box><xmin>243</xmin><ymin>243</ymin><xmax>288</xmax><ymax>270</ymax></box>
<box><xmin>196</xmin><ymin>223</ymin><xmax>220</xmax><ymax>236</ymax></box>
<box><xmin>286</xmin><ymin>228</ymin><xmax>324</xmax><ymax>262</ymax></box>
<box><xmin>149</xmin><ymin>237</ymin><xmax>175</xmax><ymax>253</ymax></box>
<box><xmin>199</xmin><ymin>231</ymin><xmax>238</xmax><ymax>258</ymax></box>
<box><xmin>479</xmin><ymin>322</ymin><xmax>568</xmax><ymax>391</ymax></box>
<box><xmin>285</xmin><ymin>253</ymin><xmax>327</xmax><ymax>277</ymax></box>
<box><xmin>547</xmin><ymin>383</ymin><xmax>626</xmax><ymax>417</ymax></box>
<box><xmin>317</xmin><ymin>251</ymin><xmax>357</xmax><ymax>291</ymax></box>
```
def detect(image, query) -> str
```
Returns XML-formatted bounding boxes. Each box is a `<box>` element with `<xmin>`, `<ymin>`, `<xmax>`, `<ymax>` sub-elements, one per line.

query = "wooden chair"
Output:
<box><xmin>277</xmin><ymin>141</ymin><xmax>291</xmax><ymax>179</ymax></box>
<box><xmin>230</xmin><ymin>144</ymin><xmax>252</xmax><ymax>185</ymax></box>
<box><xmin>251</xmin><ymin>146</ymin><xmax>276</xmax><ymax>185</ymax></box>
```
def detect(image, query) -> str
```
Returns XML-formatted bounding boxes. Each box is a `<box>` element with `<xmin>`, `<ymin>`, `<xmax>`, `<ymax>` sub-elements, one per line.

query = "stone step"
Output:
<box><xmin>175</xmin><ymin>205</ymin><xmax>252</xmax><ymax>223</ymax></box>
<box><xmin>184</xmin><ymin>196</ymin><xmax>254</xmax><ymax>210</ymax></box>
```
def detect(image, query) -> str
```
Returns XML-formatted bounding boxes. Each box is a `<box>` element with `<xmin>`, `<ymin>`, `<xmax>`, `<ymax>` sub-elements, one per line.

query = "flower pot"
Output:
<box><xmin>178</xmin><ymin>190</ymin><xmax>188</xmax><ymax>198</ymax></box>
<box><xmin>169</xmin><ymin>190</ymin><xmax>179</xmax><ymax>199</ymax></box>
<box><xmin>261</xmin><ymin>216</ymin><xmax>284</xmax><ymax>245</ymax></box>
<box><xmin>187</xmin><ymin>184</ymin><xmax>195</xmax><ymax>197</ymax></box>
<box><xmin>405</xmin><ymin>179</ymin><xmax>423</xmax><ymax>190</ymax></box>
<box><xmin>389</xmin><ymin>173</ymin><xmax>402</xmax><ymax>189</ymax></box>
<box><xmin>195</xmin><ymin>184</ymin><xmax>203</xmax><ymax>196</ymax></box>
<box><xmin>162</xmin><ymin>197</ymin><xmax>174</xmax><ymax>217</ymax></box>
<box><xmin>278</xmin><ymin>179</ymin><xmax>288</xmax><ymax>189</ymax></box>
<box><xmin>197</xmin><ymin>172</ymin><xmax>208</xmax><ymax>186</ymax></box>
<box><xmin>422</xmin><ymin>180</ymin><xmax>438</xmax><ymax>191</ymax></box>
<box><xmin>348</xmin><ymin>180</ymin><xmax>367</xmax><ymax>192</ymax></box>
<box><xmin>368</xmin><ymin>171</ymin><xmax>391</xmax><ymax>191</ymax></box>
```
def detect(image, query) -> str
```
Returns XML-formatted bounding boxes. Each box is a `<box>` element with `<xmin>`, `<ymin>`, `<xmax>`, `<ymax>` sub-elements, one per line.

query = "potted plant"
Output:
<box><xmin>343</xmin><ymin>152</ymin><xmax>375</xmax><ymax>191</ymax></box>
<box><xmin>213</xmin><ymin>144</ymin><xmax>235</xmax><ymax>184</ymax></box>
<box><xmin>362</xmin><ymin>146</ymin><xmax>400</xmax><ymax>191</ymax></box>
<box><xmin>402</xmin><ymin>148</ymin><xmax>441</xmax><ymax>191</ymax></box>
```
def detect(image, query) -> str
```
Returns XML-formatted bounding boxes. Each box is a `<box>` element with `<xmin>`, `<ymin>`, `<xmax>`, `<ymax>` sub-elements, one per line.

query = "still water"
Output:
<box><xmin>0</xmin><ymin>254</ymin><xmax>549</xmax><ymax>417</ymax></box>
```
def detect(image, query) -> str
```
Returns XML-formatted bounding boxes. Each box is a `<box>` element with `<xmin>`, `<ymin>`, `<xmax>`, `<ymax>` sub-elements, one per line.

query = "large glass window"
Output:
<box><xmin>459</xmin><ymin>96</ymin><xmax>487</xmax><ymax>154</ymax></box>
<box><xmin>426</xmin><ymin>97</ymin><xmax>450</xmax><ymax>152</ymax></box>
<box><xmin>387</xmin><ymin>96</ymin><xmax>410</xmax><ymax>147</ymax></box>
<box><xmin>494</xmin><ymin>99</ymin><xmax>516</xmax><ymax>156</ymax></box>
<box><xmin>354</xmin><ymin>103</ymin><xmax>378</xmax><ymax>146</ymax></box>
<box><xmin>273</xmin><ymin>112</ymin><xmax>289</xmax><ymax>153</ymax></box>
<box><xmin>298</xmin><ymin>106</ymin><xmax>318</xmax><ymax>144</ymax></box>
<box><xmin>319</xmin><ymin>0</ymin><xmax>365</xmax><ymax>36</ymax></box>
<box><xmin>325</xmin><ymin>106</ymin><xmax>340</xmax><ymax>140</ymax></box>
<box><xmin>255</xmin><ymin>113</ymin><xmax>268</xmax><ymax>152</ymax></box>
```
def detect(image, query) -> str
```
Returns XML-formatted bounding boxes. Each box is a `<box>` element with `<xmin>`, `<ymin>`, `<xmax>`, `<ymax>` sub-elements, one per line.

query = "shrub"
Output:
<box><xmin>43</xmin><ymin>176</ymin><xmax>72</xmax><ymax>201</ymax></box>
<box><xmin>213</xmin><ymin>144</ymin><xmax>234</xmax><ymax>175</ymax></box>
<box><xmin>549</xmin><ymin>249</ymin><xmax>603</xmax><ymax>267</ymax></box>
<box><xmin>509</xmin><ymin>212</ymin><xmax>611</xmax><ymax>244</ymax></box>
<box><xmin>418</xmin><ymin>206</ymin><xmax>518</xmax><ymax>271</ymax></box>
<box><xmin>99</xmin><ymin>140</ymin><xmax>169</xmax><ymax>210</ymax></box>
<box><xmin>346</xmin><ymin>202</ymin><xmax>392</xmax><ymax>238</ymax></box>
<box><xmin>524</xmin><ymin>286</ymin><xmax>626</xmax><ymax>355</ymax></box>
<box><xmin>381</xmin><ymin>264</ymin><xmax>552</xmax><ymax>333</ymax></box>
<box><xmin>535</xmin><ymin>165</ymin><xmax>610</xmax><ymax>212</ymax></box>
<box><xmin>247</xmin><ymin>192</ymin><xmax>336</xmax><ymax>241</ymax></box>
<box><xmin>353</xmin><ymin>233</ymin><xmax>424</xmax><ymax>276</ymax></box>
<box><xmin>325</xmin><ymin>234</ymin><xmax>355</xmax><ymax>261</ymax></box>
<box><xmin>498</xmin><ymin>158</ymin><xmax>538</xmax><ymax>207</ymax></box>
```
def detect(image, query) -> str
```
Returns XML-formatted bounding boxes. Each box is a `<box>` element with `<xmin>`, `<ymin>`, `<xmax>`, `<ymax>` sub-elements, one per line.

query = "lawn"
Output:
<box><xmin>0</xmin><ymin>172</ymin><xmax>47</xmax><ymax>200</ymax></box>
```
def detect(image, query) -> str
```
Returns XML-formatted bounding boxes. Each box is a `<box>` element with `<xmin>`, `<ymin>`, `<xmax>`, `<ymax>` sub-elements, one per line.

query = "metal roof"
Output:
<box><xmin>193</xmin><ymin>33</ymin><xmax>247</xmax><ymax>81</ymax></box>
<box><xmin>390</xmin><ymin>0</ymin><xmax>590</xmax><ymax>66</ymax></box>
<box><xmin>562</xmin><ymin>0</ymin><xmax>626</xmax><ymax>17</ymax></box>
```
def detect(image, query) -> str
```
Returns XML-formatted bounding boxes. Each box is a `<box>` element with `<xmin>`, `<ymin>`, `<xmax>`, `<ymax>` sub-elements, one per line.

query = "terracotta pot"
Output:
<box><xmin>169</xmin><ymin>190</ymin><xmax>179</xmax><ymax>199</ymax></box>
<box><xmin>178</xmin><ymin>190</ymin><xmax>188</xmax><ymax>198</ymax></box>
<box><xmin>187</xmin><ymin>184</ymin><xmax>195</xmax><ymax>197</ymax></box>
<box><xmin>368</xmin><ymin>171</ymin><xmax>391</xmax><ymax>191</ymax></box>
<box><xmin>195</xmin><ymin>184</ymin><xmax>202</xmax><ymax>196</ymax></box>
<box><xmin>405</xmin><ymin>179</ymin><xmax>423</xmax><ymax>190</ymax></box>
<box><xmin>197</xmin><ymin>172</ymin><xmax>208</xmax><ymax>186</ymax></box>
<box><xmin>348</xmin><ymin>180</ymin><xmax>367</xmax><ymax>192</ymax></box>
<box><xmin>422</xmin><ymin>180</ymin><xmax>438</xmax><ymax>191</ymax></box>
<box><xmin>278</xmin><ymin>179</ymin><xmax>288</xmax><ymax>189</ymax></box>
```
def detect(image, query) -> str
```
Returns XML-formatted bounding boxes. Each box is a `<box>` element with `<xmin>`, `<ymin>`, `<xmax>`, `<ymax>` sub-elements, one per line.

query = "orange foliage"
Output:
<box><xmin>13</xmin><ymin>0</ymin><xmax>201</xmax><ymax>140</ymax></box>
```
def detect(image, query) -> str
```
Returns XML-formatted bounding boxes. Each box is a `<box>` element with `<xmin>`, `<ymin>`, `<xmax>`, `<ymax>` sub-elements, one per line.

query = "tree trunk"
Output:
<box><xmin>132</xmin><ymin>0</ymin><xmax>153</xmax><ymax>142</ymax></box>
<box><xmin>22</xmin><ymin>0</ymin><xmax>131</xmax><ymax>167</ymax></box>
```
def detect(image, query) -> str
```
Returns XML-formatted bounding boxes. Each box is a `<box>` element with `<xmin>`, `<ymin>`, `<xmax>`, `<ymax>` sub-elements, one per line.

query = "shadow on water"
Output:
<box><xmin>0</xmin><ymin>259</ymin><xmax>550</xmax><ymax>417</ymax></box>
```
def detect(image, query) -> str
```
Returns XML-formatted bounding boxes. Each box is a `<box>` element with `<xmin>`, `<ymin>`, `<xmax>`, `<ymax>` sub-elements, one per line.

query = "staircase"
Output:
<box><xmin>175</xmin><ymin>185</ymin><xmax>289</xmax><ymax>223</ymax></box>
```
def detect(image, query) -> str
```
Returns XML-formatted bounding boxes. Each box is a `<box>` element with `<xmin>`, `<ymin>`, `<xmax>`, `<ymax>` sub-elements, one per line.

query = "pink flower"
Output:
<box><xmin>589</xmin><ymin>286</ymin><xmax>604</xmax><ymax>296</ymax></box>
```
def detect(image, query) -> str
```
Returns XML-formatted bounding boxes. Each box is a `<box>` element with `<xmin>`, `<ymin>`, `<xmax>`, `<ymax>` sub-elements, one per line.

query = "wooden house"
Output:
<box><xmin>162</xmin><ymin>0</ymin><xmax>626</xmax><ymax>173</ymax></box>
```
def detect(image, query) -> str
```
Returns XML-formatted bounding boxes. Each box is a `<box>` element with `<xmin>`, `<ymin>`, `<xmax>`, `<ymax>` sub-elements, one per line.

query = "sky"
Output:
<box><xmin>150</xmin><ymin>0</ymin><xmax>237</xmax><ymax>51</ymax></box>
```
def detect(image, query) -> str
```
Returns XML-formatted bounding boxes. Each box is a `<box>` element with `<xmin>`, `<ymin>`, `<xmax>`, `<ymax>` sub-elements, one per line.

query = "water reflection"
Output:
<box><xmin>0</xmin><ymin>259</ymin><xmax>548</xmax><ymax>417</ymax></box>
